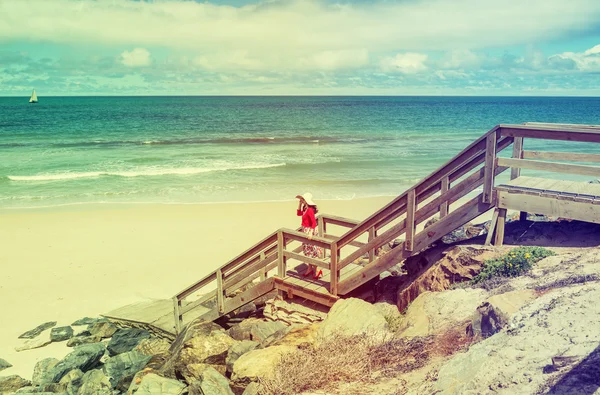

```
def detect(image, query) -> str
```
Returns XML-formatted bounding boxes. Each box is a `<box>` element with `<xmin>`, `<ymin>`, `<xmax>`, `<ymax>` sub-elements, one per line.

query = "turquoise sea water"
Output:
<box><xmin>1</xmin><ymin>96</ymin><xmax>599</xmax><ymax>209</ymax></box>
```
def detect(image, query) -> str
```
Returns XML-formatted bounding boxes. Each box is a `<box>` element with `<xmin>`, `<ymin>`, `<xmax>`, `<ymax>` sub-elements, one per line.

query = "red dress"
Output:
<box><xmin>297</xmin><ymin>207</ymin><xmax>322</xmax><ymax>259</ymax></box>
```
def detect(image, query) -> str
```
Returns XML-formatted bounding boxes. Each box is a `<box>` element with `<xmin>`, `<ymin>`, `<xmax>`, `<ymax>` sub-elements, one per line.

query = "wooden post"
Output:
<box><xmin>330</xmin><ymin>242</ymin><xmax>339</xmax><ymax>295</ymax></box>
<box><xmin>318</xmin><ymin>219</ymin><xmax>327</xmax><ymax>258</ymax></box>
<box><xmin>259</xmin><ymin>251</ymin><xmax>267</xmax><ymax>281</ymax></box>
<box><xmin>484</xmin><ymin>208</ymin><xmax>500</xmax><ymax>246</ymax></box>
<box><xmin>519</xmin><ymin>211</ymin><xmax>528</xmax><ymax>222</ymax></box>
<box><xmin>440</xmin><ymin>176</ymin><xmax>449</xmax><ymax>218</ymax></box>
<box><xmin>511</xmin><ymin>137</ymin><xmax>523</xmax><ymax>180</ymax></box>
<box><xmin>368</xmin><ymin>227</ymin><xmax>375</xmax><ymax>262</ymax></box>
<box><xmin>172</xmin><ymin>297</ymin><xmax>182</xmax><ymax>334</ymax></box>
<box><xmin>277</xmin><ymin>231</ymin><xmax>286</xmax><ymax>278</ymax></box>
<box><xmin>405</xmin><ymin>189</ymin><xmax>416</xmax><ymax>252</ymax></box>
<box><xmin>494</xmin><ymin>208</ymin><xmax>507</xmax><ymax>246</ymax></box>
<box><xmin>483</xmin><ymin>132</ymin><xmax>497</xmax><ymax>203</ymax></box>
<box><xmin>216</xmin><ymin>269</ymin><xmax>224</xmax><ymax>313</ymax></box>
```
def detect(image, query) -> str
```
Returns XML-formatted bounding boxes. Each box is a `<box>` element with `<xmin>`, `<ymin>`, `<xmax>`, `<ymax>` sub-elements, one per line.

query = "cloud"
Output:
<box><xmin>380</xmin><ymin>53</ymin><xmax>428</xmax><ymax>74</ymax></box>
<box><xmin>119</xmin><ymin>48</ymin><xmax>151</xmax><ymax>67</ymax></box>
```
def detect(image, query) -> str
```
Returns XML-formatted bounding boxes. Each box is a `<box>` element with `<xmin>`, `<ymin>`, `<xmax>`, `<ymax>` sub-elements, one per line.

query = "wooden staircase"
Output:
<box><xmin>167</xmin><ymin>123</ymin><xmax>600</xmax><ymax>334</ymax></box>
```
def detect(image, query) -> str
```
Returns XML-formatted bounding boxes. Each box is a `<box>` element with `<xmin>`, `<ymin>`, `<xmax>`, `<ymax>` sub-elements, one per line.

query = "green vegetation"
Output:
<box><xmin>471</xmin><ymin>246</ymin><xmax>556</xmax><ymax>285</ymax></box>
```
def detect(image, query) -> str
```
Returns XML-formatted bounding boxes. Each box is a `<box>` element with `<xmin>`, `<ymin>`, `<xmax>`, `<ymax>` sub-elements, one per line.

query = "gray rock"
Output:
<box><xmin>15</xmin><ymin>330</ymin><xmax>53</xmax><ymax>352</ymax></box>
<box><xmin>471</xmin><ymin>290</ymin><xmax>536</xmax><ymax>338</ymax></box>
<box><xmin>131</xmin><ymin>373</ymin><xmax>187</xmax><ymax>395</ymax></box>
<box><xmin>43</xmin><ymin>343</ymin><xmax>106</xmax><ymax>383</ymax></box>
<box><xmin>71</xmin><ymin>317</ymin><xmax>107</xmax><ymax>326</ymax></box>
<box><xmin>189</xmin><ymin>367</ymin><xmax>233</xmax><ymax>395</ymax></box>
<box><xmin>58</xmin><ymin>369</ymin><xmax>84</xmax><ymax>395</ymax></box>
<box><xmin>76</xmin><ymin>369</ymin><xmax>112</xmax><ymax>395</ymax></box>
<box><xmin>89</xmin><ymin>322</ymin><xmax>117</xmax><ymax>339</ymax></box>
<box><xmin>242</xmin><ymin>382</ymin><xmax>260</xmax><ymax>395</ymax></box>
<box><xmin>32</xmin><ymin>358</ymin><xmax>60</xmax><ymax>385</ymax></box>
<box><xmin>67</xmin><ymin>335</ymin><xmax>102</xmax><ymax>347</ymax></box>
<box><xmin>18</xmin><ymin>321</ymin><xmax>57</xmax><ymax>339</ymax></box>
<box><xmin>103</xmin><ymin>350</ymin><xmax>152</xmax><ymax>388</ymax></box>
<box><xmin>318</xmin><ymin>298</ymin><xmax>391</xmax><ymax>339</ymax></box>
<box><xmin>588</xmin><ymin>179</ymin><xmax>600</xmax><ymax>184</ymax></box>
<box><xmin>0</xmin><ymin>375</ymin><xmax>32</xmax><ymax>393</ymax></box>
<box><xmin>0</xmin><ymin>358</ymin><xmax>12</xmax><ymax>372</ymax></box>
<box><xmin>107</xmin><ymin>328</ymin><xmax>151</xmax><ymax>356</ymax></box>
<box><xmin>135</xmin><ymin>338</ymin><xmax>171</xmax><ymax>370</ymax></box>
<box><xmin>232</xmin><ymin>346</ymin><xmax>296</xmax><ymax>382</ymax></box>
<box><xmin>226</xmin><ymin>341</ymin><xmax>259</xmax><ymax>374</ymax></box>
<box><xmin>51</xmin><ymin>326</ymin><xmax>74</xmax><ymax>342</ymax></box>
<box><xmin>227</xmin><ymin>318</ymin><xmax>286</xmax><ymax>342</ymax></box>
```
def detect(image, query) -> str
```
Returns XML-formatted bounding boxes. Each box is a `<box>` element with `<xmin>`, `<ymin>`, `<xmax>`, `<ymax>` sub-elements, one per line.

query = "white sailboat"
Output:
<box><xmin>29</xmin><ymin>89</ymin><xmax>38</xmax><ymax>103</ymax></box>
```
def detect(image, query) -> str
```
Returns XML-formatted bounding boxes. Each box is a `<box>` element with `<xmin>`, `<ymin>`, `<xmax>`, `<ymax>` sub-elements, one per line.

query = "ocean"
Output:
<box><xmin>1</xmin><ymin>96</ymin><xmax>599</xmax><ymax>209</ymax></box>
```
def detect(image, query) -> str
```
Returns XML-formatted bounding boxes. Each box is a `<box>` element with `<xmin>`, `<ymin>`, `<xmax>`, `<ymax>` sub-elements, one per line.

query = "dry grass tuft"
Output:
<box><xmin>431</xmin><ymin>324</ymin><xmax>473</xmax><ymax>357</ymax></box>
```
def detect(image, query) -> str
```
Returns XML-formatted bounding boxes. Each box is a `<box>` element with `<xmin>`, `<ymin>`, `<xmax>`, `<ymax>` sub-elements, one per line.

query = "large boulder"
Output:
<box><xmin>131</xmin><ymin>373</ymin><xmax>187</xmax><ymax>395</ymax></box>
<box><xmin>263</xmin><ymin>299</ymin><xmax>327</xmax><ymax>325</ymax></box>
<box><xmin>18</xmin><ymin>321</ymin><xmax>57</xmax><ymax>339</ymax></box>
<box><xmin>107</xmin><ymin>328</ymin><xmax>151</xmax><ymax>356</ymax></box>
<box><xmin>396</xmin><ymin>245</ymin><xmax>497</xmax><ymax>311</ymax></box>
<box><xmin>318</xmin><ymin>298</ymin><xmax>390</xmax><ymax>340</ymax></box>
<box><xmin>88</xmin><ymin>322</ymin><xmax>117</xmax><ymax>339</ymax></box>
<box><xmin>434</xmin><ymin>282</ymin><xmax>600</xmax><ymax>394</ymax></box>
<box><xmin>76</xmin><ymin>369</ymin><xmax>112</xmax><ymax>395</ymax></box>
<box><xmin>472</xmin><ymin>290</ymin><xmax>536</xmax><ymax>338</ymax></box>
<box><xmin>227</xmin><ymin>318</ymin><xmax>286</xmax><ymax>342</ymax></box>
<box><xmin>188</xmin><ymin>367</ymin><xmax>234</xmax><ymax>395</ymax></box>
<box><xmin>32</xmin><ymin>358</ymin><xmax>60</xmax><ymax>385</ymax></box>
<box><xmin>58</xmin><ymin>369</ymin><xmax>84</xmax><ymax>395</ymax></box>
<box><xmin>42</xmin><ymin>343</ymin><xmax>106</xmax><ymax>384</ymax></box>
<box><xmin>225</xmin><ymin>341</ymin><xmax>259</xmax><ymax>374</ymax></box>
<box><xmin>0</xmin><ymin>375</ymin><xmax>31</xmax><ymax>393</ymax></box>
<box><xmin>50</xmin><ymin>326</ymin><xmax>74</xmax><ymax>342</ymax></box>
<box><xmin>135</xmin><ymin>338</ymin><xmax>171</xmax><ymax>370</ymax></box>
<box><xmin>67</xmin><ymin>335</ymin><xmax>102</xmax><ymax>347</ymax></box>
<box><xmin>260</xmin><ymin>324</ymin><xmax>319</xmax><ymax>348</ymax></box>
<box><xmin>71</xmin><ymin>317</ymin><xmax>107</xmax><ymax>326</ymax></box>
<box><xmin>103</xmin><ymin>349</ymin><xmax>152</xmax><ymax>388</ymax></box>
<box><xmin>231</xmin><ymin>345</ymin><xmax>296</xmax><ymax>383</ymax></box>
<box><xmin>0</xmin><ymin>358</ymin><xmax>12</xmax><ymax>372</ymax></box>
<box><xmin>399</xmin><ymin>288</ymin><xmax>488</xmax><ymax>338</ymax></box>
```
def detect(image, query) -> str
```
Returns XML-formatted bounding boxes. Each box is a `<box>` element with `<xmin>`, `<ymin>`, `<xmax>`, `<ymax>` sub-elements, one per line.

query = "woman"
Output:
<box><xmin>296</xmin><ymin>192</ymin><xmax>323</xmax><ymax>279</ymax></box>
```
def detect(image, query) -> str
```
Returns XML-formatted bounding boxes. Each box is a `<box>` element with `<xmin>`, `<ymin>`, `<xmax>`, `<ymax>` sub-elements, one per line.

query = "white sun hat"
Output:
<box><xmin>296</xmin><ymin>192</ymin><xmax>316</xmax><ymax>206</ymax></box>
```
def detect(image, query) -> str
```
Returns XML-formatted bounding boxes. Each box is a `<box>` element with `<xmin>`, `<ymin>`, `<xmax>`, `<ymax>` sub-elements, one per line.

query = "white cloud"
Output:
<box><xmin>550</xmin><ymin>44</ymin><xmax>600</xmax><ymax>71</ymax></box>
<box><xmin>119</xmin><ymin>48</ymin><xmax>151</xmax><ymax>67</ymax></box>
<box><xmin>380</xmin><ymin>53</ymin><xmax>428</xmax><ymax>74</ymax></box>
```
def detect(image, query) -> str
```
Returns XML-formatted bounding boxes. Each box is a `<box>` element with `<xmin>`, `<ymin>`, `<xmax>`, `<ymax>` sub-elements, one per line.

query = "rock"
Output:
<box><xmin>318</xmin><ymin>298</ymin><xmax>390</xmax><ymax>340</ymax></box>
<box><xmin>472</xmin><ymin>290</ymin><xmax>537</xmax><ymax>338</ymax></box>
<box><xmin>233</xmin><ymin>302</ymin><xmax>257</xmax><ymax>320</ymax></box>
<box><xmin>226</xmin><ymin>341</ymin><xmax>259</xmax><ymax>374</ymax></box>
<box><xmin>43</xmin><ymin>343</ymin><xmax>106</xmax><ymax>384</ymax></box>
<box><xmin>103</xmin><ymin>350</ymin><xmax>152</xmax><ymax>388</ymax></box>
<box><xmin>135</xmin><ymin>338</ymin><xmax>171</xmax><ymax>369</ymax></box>
<box><xmin>76</xmin><ymin>369</ymin><xmax>112</xmax><ymax>395</ymax></box>
<box><xmin>232</xmin><ymin>345</ymin><xmax>296</xmax><ymax>382</ymax></box>
<box><xmin>242</xmin><ymin>382</ymin><xmax>260</xmax><ymax>395</ymax></box>
<box><xmin>131</xmin><ymin>373</ymin><xmax>187</xmax><ymax>395</ymax></box>
<box><xmin>442</xmin><ymin>222</ymin><xmax>477</xmax><ymax>244</ymax></box>
<box><xmin>71</xmin><ymin>317</ymin><xmax>107</xmax><ymax>326</ymax></box>
<box><xmin>260</xmin><ymin>324</ymin><xmax>319</xmax><ymax>349</ymax></box>
<box><xmin>0</xmin><ymin>375</ymin><xmax>31</xmax><ymax>393</ymax></box>
<box><xmin>67</xmin><ymin>335</ymin><xmax>102</xmax><ymax>347</ymax></box>
<box><xmin>249</xmin><ymin>321</ymin><xmax>287</xmax><ymax>343</ymax></box>
<box><xmin>589</xmin><ymin>179</ymin><xmax>600</xmax><ymax>184</ymax></box>
<box><xmin>58</xmin><ymin>369</ymin><xmax>84</xmax><ymax>395</ymax></box>
<box><xmin>106</xmin><ymin>328</ymin><xmax>151</xmax><ymax>356</ymax></box>
<box><xmin>399</xmin><ymin>288</ymin><xmax>488</xmax><ymax>338</ymax></box>
<box><xmin>189</xmin><ymin>367</ymin><xmax>234</xmax><ymax>395</ymax></box>
<box><xmin>32</xmin><ymin>358</ymin><xmax>60</xmax><ymax>385</ymax></box>
<box><xmin>397</xmin><ymin>245</ymin><xmax>497</xmax><ymax>312</ymax></box>
<box><xmin>0</xmin><ymin>358</ymin><xmax>12</xmax><ymax>372</ymax></box>
<box><xmin>18</xmin><ymin>321</ymin><xmax>57</xmax><ymax>339</ymax></box>
<box><xmin>227</xmin><ymin>318</ymin><xmax>262</xmax><ymax>341</ymax></box>
<box><xmin>15</xmin><ymin>330</ymin><xmax>52</xmax><ymax>352</ymax></box>
<box><xmin>88</xmin><ymin>322</ymin><xmax>117</xmax><ymax>339</ymax></box>
<box><xmin>51</xmin><ymin>326</ymin><xmax>74</xmax><ymax>342</ymax></box>
<box><xmin>434</xmin><ymin>283</ymin><xmax>600</xmax><ymax>394</ymax></box>
<box><xmin>263</xmin><ymin>299</ymin><xmax>327</xmax><ymax>325</ymax></box>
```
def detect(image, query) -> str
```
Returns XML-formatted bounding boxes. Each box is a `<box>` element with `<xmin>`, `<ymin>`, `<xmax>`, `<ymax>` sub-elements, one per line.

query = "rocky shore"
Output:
<box><xmin>1</xmin><ymin>219</ymin><xmax>599</xmax><ymax>395</ymax></box>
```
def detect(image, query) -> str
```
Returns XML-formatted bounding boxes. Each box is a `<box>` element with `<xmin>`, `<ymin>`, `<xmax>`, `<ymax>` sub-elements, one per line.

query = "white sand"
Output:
<box><xmin>0</xmin><ymin>197</ymin><xmax>394</xmax><ymax>378</ymax></box>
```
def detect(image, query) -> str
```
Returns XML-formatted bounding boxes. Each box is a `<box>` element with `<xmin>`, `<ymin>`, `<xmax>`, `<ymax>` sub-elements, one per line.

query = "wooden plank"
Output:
<box><xmin>282</xmin><ymin>228</ymin><xmax>331</xmax><ymax>250</ymax></box>
<box><xmin>180</xmin><ymin>289</ymin><xmax>217</xmax><ymax>315</ymax></box>
<box><xmin>322</xmin><ymin>234</ymin><xmax>365</xmax><ymax>248</ymax></box>
<box><xmin>175</xmin><ymin>272</ymin><xmax>216</xmax><ymax>301</ymax></box>
<box><xmin>405</xmin><ymin>189</ymin><xmax>416</xmax><ymax>251</ymax></box>
<box><xmin>500</xmin><ymin>126</ymin><xmax>600</xmax><ymax>144</ymax></box>
<box><xmin>494</xmin><ymin>208</ymin><xmax>507</xmax><ymax>246</ymax></box>
<box><xmin>172</xmin><ymin>297</ymin><xmax>182</xmax><ymax>334</ymax></box>
<box><xmin>320</xmin><ymin>214</ymin><xmax>360</xmax><ymax>227</ymax></box>
<box><xmin>216</xmin><ymin>269</ymin><xmax>224</xmax><ymax>313</ymax></box>
<box><xmin>277</xmin><ymin>231</ymin><xmax>286</xmax><ymax>278</ymax></box>
<box><xmin>485</xmin><ymin>208</ymin><xmax>499</xmax><ymax>246</ymax></box>
<box><xmin>497</xmin><ymin>157</ymin><xmax>600</xmax><ymax>178</ymax></box>
<box><xmin>223</xmin><ymin>252</ymin><xmax>276</xmax><ymax>290</ymax></box>
<box><xmin>521</xmin><ymin>122</ymin><xmax>600</xmax><ymax>130</ymax></box>
<box><xmin>523</xmin><ymin>151</ymin><xmax>600</xmax><ymax>163</ymax></box>
<box><xmin>330</xmin><ymin>242</ymin><xmax>339</xmax><ymax>295</ymax></box>
<box><xmin>511</xmin><ymin>137</ymin><xmax>524</xmax><ymax>180</ymax></box>
<box><xmin>498</xmin><ymin>191</ymin><xmax>600</xmax><ymax>224</ymax></box>
<box><xmin>483</xmin><ymin>132</ymin><xmax>497</xmax><ymax>203</ymax></box>
<box><xmin>273</xmin><ymin>278</ymin><xmax>339</xmax><ymax>307</ymax></box>
<box><xmin>368</xmin><ymin>227</ymin><xmax>376</xmax><ymax>262</ymax></box>
<box><xmin>283</xmin><ymin>250</ymin><xmax>330</xmax><ymax>270</ymax></box>
<box><xmin>440</xmin><ymin>176</ymin><xmax>449</xmax><ymax>218</ymax></box>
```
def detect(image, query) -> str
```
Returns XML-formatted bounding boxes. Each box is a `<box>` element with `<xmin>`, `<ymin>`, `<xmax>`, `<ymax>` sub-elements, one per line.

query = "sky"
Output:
<box><xmin>1</xmin><ymin>0</ymin><xmax>600</xmax><ymax>96</ymax></box>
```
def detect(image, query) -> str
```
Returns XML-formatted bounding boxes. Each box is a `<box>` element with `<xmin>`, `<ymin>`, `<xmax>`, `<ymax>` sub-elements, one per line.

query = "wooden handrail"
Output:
<box><xmin>523</xmin><ymin>151</ymin><xmax>600</xmax><ymax>163</ymax></box>
<box><xmin>500</xmin><ymin>124</ymin><xmax>600</xmax><ymax>143</ymax></box>
<box><xmin>497</xmin><ymin>158</ymin><xmax>600</xmax><ymax>178</ymax></box>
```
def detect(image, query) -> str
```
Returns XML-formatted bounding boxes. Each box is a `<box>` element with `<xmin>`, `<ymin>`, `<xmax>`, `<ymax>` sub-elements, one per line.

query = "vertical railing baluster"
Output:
<box><xmin>216</xmin><ymin>269</ymin><xmax>224</xmax><ymax>314</ymax></box>
<box><xmin>511</xmin><ymin>137</ymin><xmax>523</xmax><ymax>180</ymax></box>
<box><xmin>405</xmin><ymin>190</ymin><xmax>416</xmax><ymax>252</ymax></box>
<box><xmin>172</xmin><ymin>297</ymin><xmax>182</xmax><ymax>334</ymax></box>
<box><xmin>277</xmin><ymin>231</ymin><xmax>286</xmax><ymax>278</ymax></box>
<box><xmin>440</xmin><ymin>176</ymin><xmax>449</xmax><ymax>218</ymax></box>
<box><xmin>368</xmin><ymin>227</ymin><xmax>375</xmax><ymax>262</ymax></box>
<box><xmin>330</xmin><ymin>242</ymin><xmax>338</xmax><ymax>295</ymax></box>
<box><xmin>483</xmin><ymin>132</ymin><xmax>497</xmax><ymax>203</ymax></box>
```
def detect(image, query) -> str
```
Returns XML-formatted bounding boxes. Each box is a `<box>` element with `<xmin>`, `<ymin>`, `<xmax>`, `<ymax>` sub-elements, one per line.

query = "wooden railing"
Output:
<box><xmin>172</xmin><ymin>122</ymin><xmax>600</xmax><ymax>333</ymax></box>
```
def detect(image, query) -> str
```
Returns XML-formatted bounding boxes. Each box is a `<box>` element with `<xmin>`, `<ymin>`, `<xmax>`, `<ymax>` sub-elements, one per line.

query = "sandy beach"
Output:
<box><xmin>0</xmin><ymin>197</ymin><xmax>396</xmax><ymax>378</ymax></box>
